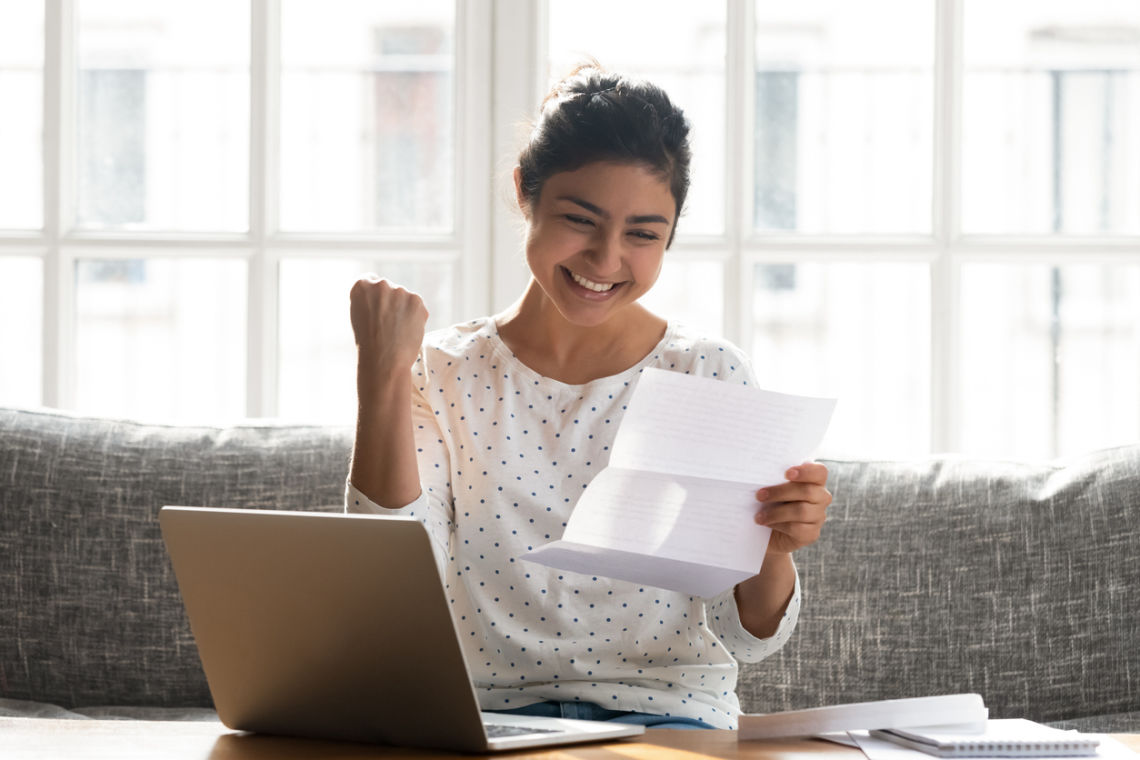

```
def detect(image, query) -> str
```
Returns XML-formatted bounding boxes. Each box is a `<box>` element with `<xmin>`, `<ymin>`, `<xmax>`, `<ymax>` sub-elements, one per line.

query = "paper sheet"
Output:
<box><xmin>522</xmin><ymin>368</ymin><xmax>836</xmax><ymax>597</ymax></box>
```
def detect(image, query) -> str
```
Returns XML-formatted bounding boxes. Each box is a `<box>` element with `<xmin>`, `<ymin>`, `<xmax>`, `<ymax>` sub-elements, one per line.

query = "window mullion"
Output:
<box><xmin>250</xmin><ymin>0</ymin><xmax>279</xmax><ymax>242</ymax></box>
<box><xmin>490</xmin><ymin>0</ymin><xmax>547</xmax><ymax>313</ymax></box>
<box><xmin>42</xmin><ymin>0</ymin><xmax>76</xmax><ymax>409</ymax></box>
<box><xmin>726</xmin><ymin>0</ymin><xmax>753</xmax><ymax>348</ymax></box>
<box><xmin>456</xmin><ymin>0</ymin><xmax>493</xmax><ymax>321</ymax></box>
<box><xmin>248</xmin><ymin>0</ymin><xmax>279</xmax><ymax>417</ymax></box>
<box><xmin>931</xmin><ymin>0</ymin><xmax>964</xmax><ymax>453</ymax></box>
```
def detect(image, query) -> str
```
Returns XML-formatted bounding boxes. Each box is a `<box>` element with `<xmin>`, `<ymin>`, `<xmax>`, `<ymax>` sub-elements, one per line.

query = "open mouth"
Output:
<box><xmin>562</xmin><ymin>266</ymin><xmax>622</xmax><ymax>297</ymax></box>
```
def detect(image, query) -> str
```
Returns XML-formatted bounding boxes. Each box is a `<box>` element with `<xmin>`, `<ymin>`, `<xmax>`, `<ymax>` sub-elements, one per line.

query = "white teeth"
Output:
<box><xmin>569</xmin><ymin>271</ymin><xmax>615</xmax><ymax>292</ymax></box>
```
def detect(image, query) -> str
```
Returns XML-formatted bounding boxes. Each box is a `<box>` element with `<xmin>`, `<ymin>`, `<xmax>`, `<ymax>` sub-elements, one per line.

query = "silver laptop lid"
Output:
<box><xmin>159</xmin><ymin>507</ymin><xmax>489</xmax><ymax>751</ymax></box>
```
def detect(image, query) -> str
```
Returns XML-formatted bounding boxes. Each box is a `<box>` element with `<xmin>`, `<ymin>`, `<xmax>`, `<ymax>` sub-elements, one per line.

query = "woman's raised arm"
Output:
<box><xmin>347</xmin><ymin>276</ymin><xmax>429</xmax><ymax>509</ymax></box>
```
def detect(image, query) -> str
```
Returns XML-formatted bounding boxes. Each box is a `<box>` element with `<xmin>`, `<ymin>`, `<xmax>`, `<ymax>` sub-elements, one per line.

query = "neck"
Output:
<box><xmin>495</xmin><ymin>280</ymin><xmax>665</xmax><ymax>384</ymax></box>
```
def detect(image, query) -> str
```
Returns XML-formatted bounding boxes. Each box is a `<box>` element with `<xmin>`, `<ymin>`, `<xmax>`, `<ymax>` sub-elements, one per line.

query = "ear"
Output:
<box><xmin>513</xmin><ymin>166</ymin><xmax>530</xmax><ymax>217</ymax></box>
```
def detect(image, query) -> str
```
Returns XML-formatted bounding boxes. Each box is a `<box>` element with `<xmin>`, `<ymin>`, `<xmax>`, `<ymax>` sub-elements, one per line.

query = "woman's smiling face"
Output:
<box><xmin>517</xmin><ymin>161</ymin><xmax>676</xmax><ymax>329</ymax></box>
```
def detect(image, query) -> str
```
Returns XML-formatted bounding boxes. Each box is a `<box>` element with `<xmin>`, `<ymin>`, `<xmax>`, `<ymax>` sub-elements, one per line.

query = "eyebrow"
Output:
<box><xmin>558</xmin><ymin>195</ymin><xmax>671</xmax><ymax>226</ymax></box>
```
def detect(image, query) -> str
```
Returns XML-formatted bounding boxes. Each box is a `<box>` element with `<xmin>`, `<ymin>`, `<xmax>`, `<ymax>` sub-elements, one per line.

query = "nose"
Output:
<box><xmin>587</xmin><ymin>230</ymin><xmax>623</xmax><ymax>276</ymax></box>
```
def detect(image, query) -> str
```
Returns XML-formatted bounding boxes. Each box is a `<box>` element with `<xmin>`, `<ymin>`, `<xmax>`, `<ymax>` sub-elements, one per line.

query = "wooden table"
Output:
<box><xmin>3</xmin><ymin>718</ymin><xmax>1138</xmax><ymax>760</ymax></box>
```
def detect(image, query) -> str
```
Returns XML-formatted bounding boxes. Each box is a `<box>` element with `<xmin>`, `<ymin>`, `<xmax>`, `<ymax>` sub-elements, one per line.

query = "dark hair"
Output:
<box><xmin>517</xmin><ymin>64</ymin><xmax>692</xmax><ymax>247</ymax></box>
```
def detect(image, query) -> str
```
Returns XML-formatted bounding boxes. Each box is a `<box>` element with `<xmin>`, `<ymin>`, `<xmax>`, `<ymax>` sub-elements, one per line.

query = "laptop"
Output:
<box><xmin>159</xmin><ymin>506</ymin><xmax>645</xmax><ymax>752</ymax></box>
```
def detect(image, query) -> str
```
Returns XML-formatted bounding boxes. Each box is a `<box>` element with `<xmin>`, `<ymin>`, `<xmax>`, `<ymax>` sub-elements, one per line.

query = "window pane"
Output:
<box><xmin>74</xmin><ymin>258</ymin><xmax>247</xmax><ymax>420</ymax></box>
<box><xmin>278</xmin><ymin>258</ymin><xmax>454</xmax><ymax>422</ymax></box>
<box><xmin>280</xmin><ymin>1</ymin><xmax>455</xmax><ymax>232</ymax></box>
<box><xmin>640</xmin><ymin>260</ymin><xmax>724</xmax><ymax>338</ymax></box>
<box><xmin>76</xmin><ymin>1</ymin><xmax>249</xmax><ymax>231</ymax></box>
<box><xmin>962</xmin><ymin>2</ymin><xmax>1140</xmax><ymax>234</ymax></box>
<box><xmin>755</xmin><ymin>0</ymin><xmax>934</xmax><ymax>234</ymax></box>
<box><xmin>751</xmin><ymin>261</ymin><xmax>930</xmax><ymax>457</ymax></box>
<box><xmin>960</xmin><ymin>263</ymin><xmax>1140</xmax><ymax>458</ymax></box>
<box><xmin>0</xmin><ymin>258</ymin><xmax>43</xmax><ymax>406</ymax></box>
<box><xmin>548</xmin><ymin>0</ymin><xmax>725</xmax><ymax>236</ymax></box>
<box><xmin>0</xmin><ymin>4</ymin><xmax>43</xmax><ymax>230</ymax></box>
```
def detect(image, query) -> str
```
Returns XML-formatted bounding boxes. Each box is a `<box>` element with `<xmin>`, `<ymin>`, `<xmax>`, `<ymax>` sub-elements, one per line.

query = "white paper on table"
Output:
<box><xmin>521</xmin><ymin>367</ymin><xmax>836</xmax><ymax>597</ymax></box>
<box><xmin>851</xmin><ymin>730</ymin><xmax>1136</xmax><ymax>760</ymax></box>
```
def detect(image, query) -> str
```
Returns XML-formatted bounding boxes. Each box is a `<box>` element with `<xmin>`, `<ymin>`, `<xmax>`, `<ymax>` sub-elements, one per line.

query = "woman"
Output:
<box><xmin>347</xmin><ymin>65</ymin><xmax>831</xmax><ymax>729</ymax></box>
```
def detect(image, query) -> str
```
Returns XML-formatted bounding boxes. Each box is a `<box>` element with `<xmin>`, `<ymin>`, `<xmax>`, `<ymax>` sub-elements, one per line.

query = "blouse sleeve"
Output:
<box><xmin>705</xmin><ymin>564</ymin><xmax>801</xmax><ymax>663</ymax></box>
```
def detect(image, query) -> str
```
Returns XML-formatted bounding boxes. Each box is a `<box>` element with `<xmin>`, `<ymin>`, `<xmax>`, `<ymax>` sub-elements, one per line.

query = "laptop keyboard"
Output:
<box><xmin>484</xmin><ymin>723</ymin><xmax>564</xmax><ymax>738</ymax></box>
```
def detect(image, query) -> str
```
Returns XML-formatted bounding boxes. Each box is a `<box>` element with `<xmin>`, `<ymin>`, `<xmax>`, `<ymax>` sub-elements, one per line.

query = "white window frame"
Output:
<box><xmin>6</xmin><ymin>0</ymin><xmax>1139</xmax><ymax>454</ymax></box>
<box><xmin>492</xmin><ymin>0</ymin><xmax>1140</xmax><ymax>456</ymax></box>
<box><xmin>20</xmin><ymin>0</ymin><xmax>492</xmax><ymax>417</ymax></box>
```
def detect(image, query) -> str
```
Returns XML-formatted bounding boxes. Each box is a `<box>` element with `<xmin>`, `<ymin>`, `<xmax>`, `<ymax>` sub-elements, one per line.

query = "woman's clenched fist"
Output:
<box><xmin>349</xmin><ymin>275</ymin><xmax>429</xmax><ymax>378</ymax></box>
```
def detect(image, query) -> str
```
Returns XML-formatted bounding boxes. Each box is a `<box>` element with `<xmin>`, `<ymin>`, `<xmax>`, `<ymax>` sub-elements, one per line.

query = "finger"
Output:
<box><xmin>756</xmin><ymin>482</ymin><xmax>830</xmax><ymax>506</ymax></box>
<box><xmin>765</xmin><ymin>519</ymin><xmax>824</xmax><ymax>532</ymax></box>
<box><xmin>754</xmin><ymin>501</ymin><xmax>827</xmax><ymax>526</ymax></box>
<box><xmin>785</xmin><ymin>462</ymin><xmax>828</xmax><ymax>485</ymax></box>
<box><xmin>350</xmin><ymin>276</ymin><xmax>373</xmax><ymax>299</ymax></box>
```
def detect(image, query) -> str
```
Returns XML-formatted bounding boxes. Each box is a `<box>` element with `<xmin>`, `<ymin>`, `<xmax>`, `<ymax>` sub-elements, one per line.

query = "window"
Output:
<box><xmin>74</xmin><ymin>258</ymin><xmax>247</xmax><ymax>420</ymax></box>
<box><xmin>3</xmin><ymin>1</ymin><xmax>1137</xmax><ymax>459</ymax></box>
<box><xmin>275</xmin><ymin>1</ymin><xmax>464</xmax><ymax>423</ymax></box>
<box><xmin>543</xmin><ymin>0</ymin><xmax>1139</xmax><ymax>459</ymax></box>
<box><xmin>959</xmin><ymin>263</ymin><xmax>1140</xmax><ymax>458</ymax></box>
<box><xmin>3</xmin><ymin>0</ymin><xmax>482</xmax><ymax>423</ymax></box>
<box><xmin>0</xmin><ymin>3</ymin><xmax>44</xmax><ymax>408</ymax></box>
<box><xmin>0</xmin><ymin>2</ymin><xmax>44</xmax><ymax>230</ymax></box>
<box><xmin>962</xmin><ymin>5</ymin><xmax>1140</xmax><ymax>236</ymax></box>
<box><xmin>752</xmin><ymin>0</ymin><xmax>934</xmax><ymax>235</ymax></box>
<box><xmin>745</xmin><ymin>0</ymin><xmax>935</xmax><ymax>457</ymax></box>
<box><xmin>278</xmin><ymin>3</ymin><xmax>454</xmax><ymax>232</ymax></box>
<box><xmin>77</xmin><ymin>0</ymin><xmax>249</xmax><ymax>231</ymax></box>
<box><xmin>0</xmin><ymin>257</ymin><xmax>43</xmax><ymax>407</ymax></box>
<box><xmin>956</xmin><ymin>0</ymin><xmax>1140</xmax><ymax>458</ymax></box>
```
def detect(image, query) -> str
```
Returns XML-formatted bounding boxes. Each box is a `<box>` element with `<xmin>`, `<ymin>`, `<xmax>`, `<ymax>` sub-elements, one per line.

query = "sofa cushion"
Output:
<box><xmin>0</xmin><ymin>407</ymin><xmax>352</xmax><ymax>709</ymax></box>
<box><xmin>0</xmin><ymin>698</ymin><xmax>219</xmax><ymax>722</ymax></box>
<box><xmin>737</xmin><ymin>447</ymin><xmax>1140</xmax><ymax>727</ymax></box>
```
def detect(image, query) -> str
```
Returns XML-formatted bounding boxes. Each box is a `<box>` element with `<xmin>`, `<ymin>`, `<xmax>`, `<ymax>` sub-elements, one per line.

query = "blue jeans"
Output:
<box><xmin>486</xmin><ymin>700</ymin><xmax>714</xmax><ymax>730</ymax></box>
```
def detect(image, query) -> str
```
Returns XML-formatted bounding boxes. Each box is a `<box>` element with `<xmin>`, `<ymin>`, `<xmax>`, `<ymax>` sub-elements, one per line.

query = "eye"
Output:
<box><xmin>628</xmin><ymin>230</ymin><xmax>660</xmax><ymax>241</ymax></box>
<box><xmin>564</xmin><ymin>214</ymin><xmax>594</xmax><ymax>226</ymax></box>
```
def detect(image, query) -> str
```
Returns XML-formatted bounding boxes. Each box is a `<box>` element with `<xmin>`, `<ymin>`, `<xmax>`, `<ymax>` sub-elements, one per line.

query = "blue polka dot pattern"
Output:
<box><xmin>345</xmin><ymin>317</ymin><xmax>801</xmax><ymax>729</ymax></box>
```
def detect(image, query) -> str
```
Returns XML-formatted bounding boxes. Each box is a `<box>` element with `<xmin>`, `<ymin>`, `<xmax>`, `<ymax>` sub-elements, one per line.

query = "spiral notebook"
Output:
<box><xmin>871</xmin><ymin>719</ymin><xmax>1101</xmax><ymax>758</ymax></box>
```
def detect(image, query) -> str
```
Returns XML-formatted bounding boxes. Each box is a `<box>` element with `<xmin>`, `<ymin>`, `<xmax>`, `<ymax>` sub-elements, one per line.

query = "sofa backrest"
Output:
<box><xmin>737</xmin><ymin>449</ymin><xmax>1140</xmax><ymax>725</ymax></box>
<box><xmin>3</xmin><ymin>406</ymin><xmax>1138</xmax><ymax>724</ymax></box>
<box><xmin>1</xmin><ymin>407</ymin><xmax>351</xmax><ymax>709</ymax></box>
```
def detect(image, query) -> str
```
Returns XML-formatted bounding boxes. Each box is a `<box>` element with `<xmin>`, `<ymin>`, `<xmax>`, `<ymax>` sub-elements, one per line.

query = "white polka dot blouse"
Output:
<box><xmin>346</xmin><ymin>316</ymin><xmax>801</xmax><ymax>729</ymax></box>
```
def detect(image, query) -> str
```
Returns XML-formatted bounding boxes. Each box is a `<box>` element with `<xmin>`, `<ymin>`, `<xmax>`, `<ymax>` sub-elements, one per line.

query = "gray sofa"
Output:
<box><xmin>2</xmin><ymin>406</ymin><xmax>1137</xmax><ymax>731</ymax></box>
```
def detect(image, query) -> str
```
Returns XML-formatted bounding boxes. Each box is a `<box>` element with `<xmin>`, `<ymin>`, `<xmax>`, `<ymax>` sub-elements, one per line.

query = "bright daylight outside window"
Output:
<box><xmin>72</xmin><ymin>0</ymin><xmax>249</xmax><ymax>422</ymax></box>
<box><xmin>0</xmin><ymin>3</ymin><xmax>44</xmax><ymax>408</ymax></box>
<box><xmin>276</xmin><ymin>1</ymin><xmax>456</xmax><ymax>424</ymax></box>
<box><xmin>0</xmin><ymin>0</ymin><xmax>458</xmax><ymax>425</ymax></box>
<box><xmin>747</xmin><ymin>0</ymin><xmax>934</xmax><ymax>459</ymax></box>
<box><xmin>958</xmin><ymin>0</ymin><xmax>1140</xmax><ymax>459</ymax></box>
<box><xmin>2</xmin><ymin>0</ymin><xmax>1138</xmax><ymax>460</ymax></box>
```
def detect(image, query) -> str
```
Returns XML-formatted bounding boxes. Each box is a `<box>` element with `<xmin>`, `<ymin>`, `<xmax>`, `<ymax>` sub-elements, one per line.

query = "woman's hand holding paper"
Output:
<box><xmin>753</xmin><ymin>462</ymin><xmax>832</xmax><ymax>556</ymax></box>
